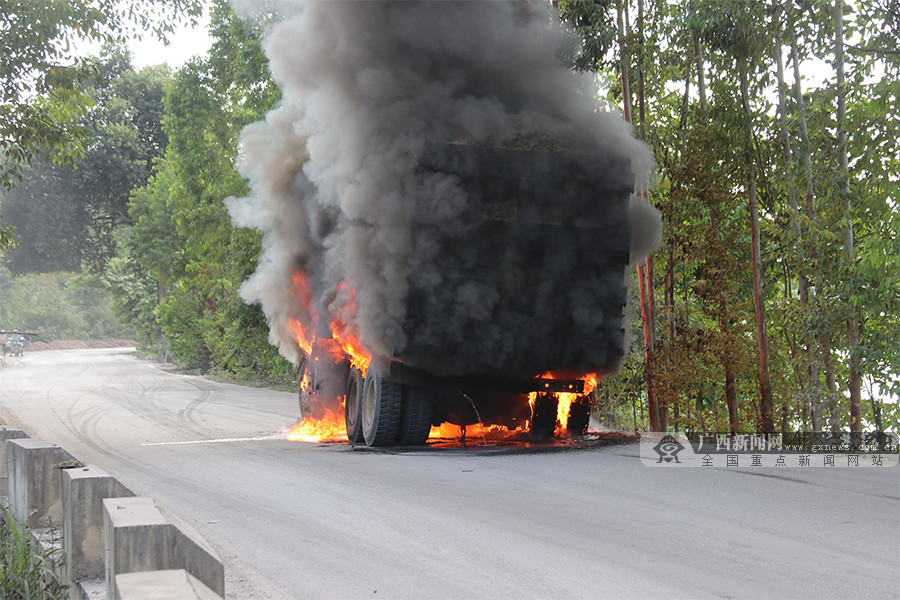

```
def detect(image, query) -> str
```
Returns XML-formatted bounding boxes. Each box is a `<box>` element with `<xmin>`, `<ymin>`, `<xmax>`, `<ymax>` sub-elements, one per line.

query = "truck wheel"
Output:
<box><xmin>345</xmin><ymin>368</ymin><xmax>365</xmax><ymax>444</ymax></box>
<box><xmin>398</xmin><ymin>386</ymin><xmax>434</xmax><ymax>446</ymax></box>
<box><xmin>566</xmin><ymin>395</ymin><xmax>591</xmax><ymax>436</ymax></box>
<box><xmin>362</xmin><ymin>370</ymin><xmax>403</xmax><ymax>446</ymax></box>
<box><xmin>530</xmin><ymin>393</ymin><xmax>558</xmax><ymax>440</ymax></box>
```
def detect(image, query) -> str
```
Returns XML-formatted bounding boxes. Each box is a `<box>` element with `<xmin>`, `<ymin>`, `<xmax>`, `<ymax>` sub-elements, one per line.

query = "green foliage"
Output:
<box><xmin>557</xmin><ymin>0</ymin><xmax>617</xmax><ymax>72</ymax></box>
<box><xmin>0</xmin><ymin>508</ymin><xmax>67</xmax><ymax>599</ymax></box>
<box><xmin>0</xmin><ymin>161</ymin><xmax>89</xmax><ymax>273</ymax></box>
<box><xmin>0</xmin><ymin>267</ymin><xmax>134</xmax><ymax>340</ymax></box>
<box><xmin>561</xmin><ymin>0</ymin><xmax>900</xmax><ymax>433</ymax></box>
<box><xmin>690</xmin><ymin>0</ymin><xmax>770</xmax><ymax>59</ymax></box>
<box><xmin>3</xmin><ymin>0</ymin><xmax>894</xmax><ymax>426</ymax></box>
<box><xmin>104</xmin><ymin>254</ymin><xmax>158</xmax><ymax>343</ymax></box>
<box><xmin>0</xmin><ymin>0</ymin><xmax>203</xmax><ymax>247</ymax></box>
<box><xmin>1</xmin><ymin>45</ymin><xmax>172</xmax><ymax>273</ymax></box>
<box><xmin>116</xmin><ymin>0</ymin><xmax>293</xmax><ymax>383</ymax></box>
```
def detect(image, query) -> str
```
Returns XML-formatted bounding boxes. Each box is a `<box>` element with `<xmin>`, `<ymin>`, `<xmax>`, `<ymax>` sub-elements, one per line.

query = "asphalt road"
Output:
<box><xmin>0</xmin><ymin>348</ymin><xmax>897</xmax><ymax>600</ymax></box>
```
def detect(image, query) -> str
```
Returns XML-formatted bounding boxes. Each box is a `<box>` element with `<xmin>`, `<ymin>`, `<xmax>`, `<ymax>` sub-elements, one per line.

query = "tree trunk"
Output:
<box><xmin>775</xmin><ymin>6</ymin><xmax>823</xmax><ymax>428</ymax></box>
<box><xmin>775</xmin><ymin>7</ymin><xmax>805</xmax><ymax>420</ymax></box>
<box><xmin>156</xmin><ymin>279</ymin><xmax>169</xmax><ymax>363</ymax></box>
<box><xmin>739</xmin><ymin>56</ymin><xmax>775</xmax><ymax>433</ymax></box>
<box><xmin>710</xmin><ymin>209</ymin><xmax>740</xmax><ymax>435</ymax></box>
<box><xmin>616</xmin><ymin>0</ymin><xmax>632</xmax><ymax>124</ymax></box>
<box><xmin>617</xmin><ymin>0</ymin><xmax>660</xmax><ymax>431</ymax></box>
<box><xmin>725</xmin><ymin>355</ymin><xmax>738</xmax><ymax>434</ymax></box>
<box><xmin>790</xmin><ymin>7</ymin><xmax>816</xmax><ymax>299</ymax></box>
<box><xmin>693</xmin><ymin>28</ymin><xmax>738</xmax><ymax>433</ymax></box>
<box><xmin>775</xmin><ymin>14</ymin><xmax>807</xmax><ymax>305</ymax></box>
<box><xmin>665</xmin><ymin>247</ymin><xmax>675</xmax><ymax>342</ymax></box>
<box><xmin>692</xmin><ymin>25</ymin><xmax>707</xmax><ymax>114</ymax></box>
<box><xmin>824</xmin><ymin>348</ymin><xmax>840</xmax><ymax>433</ymax></box>
<box><xmin>789</xmin><ymin>12</ymin><xmax>834</xmax><ymax>432</ymax></box>
<box><xmin>636</xmin><ymin>2</ymin><xmax>660</xmax><ymax>427</ymax></box>
<box><xmin>637</xmin><ymin>0</ymin><xmax>647</xmax><ymax>137</ymax></box>
<box><xmin>835</xmin><ymin>0</ymin><xmax>863</xmax><ymax>433</ymax></box>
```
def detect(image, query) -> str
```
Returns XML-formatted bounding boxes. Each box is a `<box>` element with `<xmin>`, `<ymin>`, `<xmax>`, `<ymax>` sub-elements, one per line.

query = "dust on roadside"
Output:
<box><xmin>28</xmin><ymin>340</ymin><xmax>137</xmax><ymax>351</ymax></box>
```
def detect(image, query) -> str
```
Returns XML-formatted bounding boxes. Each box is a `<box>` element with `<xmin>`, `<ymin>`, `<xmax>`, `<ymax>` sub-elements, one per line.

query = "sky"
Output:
<box><xmin>129</xmin><ymin>13</ymin><xmax>214</xmax><ymax>70</ymax></box>
<box><xmin>68</xmin><ymin>8</ymin><xmax>215</xmax><ymax>71</ymax></box>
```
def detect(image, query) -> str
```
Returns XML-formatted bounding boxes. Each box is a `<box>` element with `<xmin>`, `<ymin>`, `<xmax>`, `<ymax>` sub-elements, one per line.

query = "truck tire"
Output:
<box><xmin>345</xmin><ymin>368</ymin><xmax>364</xmax><ymax>444</ymax></box>
<box><xmin>530</xmin><ymin>393</ymin><xmax>558</xmax><ymax>440</ymax></box>
<box><xmin>397</xmin><ymin>386</ymin><xmax>434</xmax><ymax>446</ymax></box>
<box><xmin>362</xmin><ymin>370</ymin><xmax>403</xmax><ymax>446</ymax></box>
<box><xmin>566</xmin><ymin>395</ymin><xmax>591</xmax><ymax>436</ymax></box>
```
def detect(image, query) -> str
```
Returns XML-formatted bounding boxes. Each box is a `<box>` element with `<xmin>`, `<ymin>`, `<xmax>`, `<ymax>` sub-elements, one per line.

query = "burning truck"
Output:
<box><xmin>226</xmin><ymin>1</ymin><xmax>659</xmax><ymax>446</ymax></box>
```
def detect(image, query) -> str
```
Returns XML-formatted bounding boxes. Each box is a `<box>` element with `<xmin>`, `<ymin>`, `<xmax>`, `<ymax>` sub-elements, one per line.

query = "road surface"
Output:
<box><xmin>0</xmin><ymin>348</ymin><xmax>897</xmax><ymax>599</ymax></box>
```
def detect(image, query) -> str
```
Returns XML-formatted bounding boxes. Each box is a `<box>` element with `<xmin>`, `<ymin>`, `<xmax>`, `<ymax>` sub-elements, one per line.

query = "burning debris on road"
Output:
<box><xmin>227</xmin><ymin>1</ymin><xmax>660</xmax><ymax>446</ymax></box>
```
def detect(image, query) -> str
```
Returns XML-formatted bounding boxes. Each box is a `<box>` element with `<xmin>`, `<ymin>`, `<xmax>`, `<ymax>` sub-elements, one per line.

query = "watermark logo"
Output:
<box><xmin>640</xmin><ymin>432</ymin><xmax>899</xmax><ymax>468</ymax></box>
<box><xmin>653</xmin><ymin>434</ymin><xmax>685</xmax><ymax>463</ymax></box>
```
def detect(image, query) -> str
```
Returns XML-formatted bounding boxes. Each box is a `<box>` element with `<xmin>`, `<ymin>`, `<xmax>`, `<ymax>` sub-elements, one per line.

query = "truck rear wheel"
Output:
<box><xmin>566</xmin><ymin>395</ymin><xmax>591</xmax><ymax>436</ymax></box>
<box><xmin>530</xmin><ymin>393</ymin><xmax>558</xmax><ymax>440</ymax></box>
<box><xmin>345</xmin><ymin>368</ymin><xmax>364</xmax><ymax>444</ymax></box>
<box><xmin>362</xmin><ymin>370</ymin><xmax>403</xmax><ymax>446</ymax></box>
<box><xmin>397</xmin><ymin>386</ymin><xmax>434</xmax><ymax>446</ymax></box>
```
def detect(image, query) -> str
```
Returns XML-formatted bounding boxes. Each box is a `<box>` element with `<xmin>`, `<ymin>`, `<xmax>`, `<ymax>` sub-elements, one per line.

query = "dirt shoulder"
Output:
<box><xmin>28</xmin><ymin>339</ymin><xmax>138</xmax><ymax>351</ymax></box>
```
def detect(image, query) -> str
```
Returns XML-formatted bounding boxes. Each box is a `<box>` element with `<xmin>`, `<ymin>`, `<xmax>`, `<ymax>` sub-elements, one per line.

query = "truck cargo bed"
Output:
<box><xmin>399</xmin><ymin>142</ymin><xmax>633</xmax><ymax>378</ymax></box>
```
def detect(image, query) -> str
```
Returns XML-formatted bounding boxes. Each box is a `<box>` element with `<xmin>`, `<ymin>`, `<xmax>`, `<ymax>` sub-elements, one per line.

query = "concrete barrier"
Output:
<box><xmin>1</xmin><ymin>430</ymin><xmax>225</xmax><ymax>599</ymax></box>
<box><xmin>103</xmin><ymin>497</ymin><xmax>225</xmax><ymax>599</ymax></box>
<box><xmin>0</xmin><ymin>425</ymin><xmax>29</xmax><ymax>477</ymax></box>
<box><xmin>7</xmin><ymin>438</ymin><xmax>74</xmax><ymax>527</ymax></box>
<box><xmin>115</xmin><ymin>569</ymin><xmax>222</xmax><ymax>600</ymax></box>
<box><xmin>60</xmin><ymin>465</ymin><xmax>134</xmax><ymax>587</ymax></box>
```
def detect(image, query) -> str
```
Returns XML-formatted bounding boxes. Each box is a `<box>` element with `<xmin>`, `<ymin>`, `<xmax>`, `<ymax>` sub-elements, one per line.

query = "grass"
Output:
<box><xmin>0</xmin><ymin>508</ymin><xmax>67</xmax><ymax>600</ymax></box>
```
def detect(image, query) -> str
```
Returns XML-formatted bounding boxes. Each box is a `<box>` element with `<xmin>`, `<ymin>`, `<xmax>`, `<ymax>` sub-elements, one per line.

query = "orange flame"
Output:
<box><xmin>289</xmin><ymin>272</ymin><xmax>318</xmax><ymax>355</ymax></box>
<box><xmin>331</xmin><ymin>282</ymin><xmax>371</xmax><ymax>376</ymax></box>
<box><xmin>582</xmin><ymin>373</ymin><xmax>598</xmax><ymax>395</ymax></box>
<box><xmin>289</xmin><ymin>269</ymin><xmax>600</xmax><ymax>445</ymax></box>
<box><xmin>290</xmin><ymin>272</ymin><xmax>372</xmax><ymax>376</ymax></box>
<box><xmin>288</xmin><ymin>407</ymin><xmax>347</xmax><ymax>442</ymax></box>
<box><xmin>556</xmin><ymin>392</ymin><xmax>577</xmax><ymax>430</ymax></box>
<box><xmin>528</xmin><ymin>372</ymin><xmax>597</xmax><ymax>433</ymax></box>
<box><xmin>289</xmin><ymin>318</ymin><xmax>314</xmax><ymax>356</ymax></box>
<box><xmin>288</xmin><ymin>272</ymin><xmax>373</xmax><ymax>443</ymax></box>
<box><xmin>332</xmin><ymin>323</ymin><xmax>371</xmax><ymax>377</ymax></box>
<box><xmin>299</xmin><ymin>369</ymin><xmax>310</xmax><ymax>391</ymax></box>
<box><xmin>428</xmin><ymin>422</ymin><xmax>526</xmax><ymax>444</ymax></box>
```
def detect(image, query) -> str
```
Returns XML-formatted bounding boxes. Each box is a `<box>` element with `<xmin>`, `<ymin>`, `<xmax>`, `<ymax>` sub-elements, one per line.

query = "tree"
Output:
<box><xmin>546</xmin><ymin>0</ymin><xmax>900</xmax><ymax>435</ymax></box>
<box><xmin>559</xmin><ymin>0</ymin><xmax>666</xmax><ymax>430</ymax></box>
<box><xmin>833</xmin><ymin>0</ymin><xmax>863</xmax><ymax>433</ymax></box>
<box><xmin>121</xmin><ymin>0</ymin><xmax>291</xmax><ymax>380</ymax></box>
<box><xmin>0</xmin><ymin>0</ymin><xmax>203</xmax><ymax>247</ymax></box>
<box><xmin>0</xmin><ymin>266</ymin><xmax>134</xmax><ymax>340</ymax></box>
<box><xmin>1</xmin><ymin>45</ymin><xmax>170</xmax><ymax>273</ymax></box>
<box><xmin>0</xmin><ymin>160</ymin><xmax>89</xmax><ymax>272</ymax></box>
<box><xmin>692</xmin><ymin>0</ymin><xmax>776</xmax><ymax>433</ymax></box>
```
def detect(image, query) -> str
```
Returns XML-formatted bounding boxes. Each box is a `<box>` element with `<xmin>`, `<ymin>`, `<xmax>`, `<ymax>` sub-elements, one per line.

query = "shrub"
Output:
<box><xmin>0</xmin><ymin>508</ymin><xmax>67</xmax><ymax>599</ymax></box>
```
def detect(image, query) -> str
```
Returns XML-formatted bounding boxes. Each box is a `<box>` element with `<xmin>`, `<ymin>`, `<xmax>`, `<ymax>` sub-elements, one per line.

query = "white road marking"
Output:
<box><xmin>141</xmin><ymin>435</ymin><xmax>284</xmax><ymax>446</ymax></box>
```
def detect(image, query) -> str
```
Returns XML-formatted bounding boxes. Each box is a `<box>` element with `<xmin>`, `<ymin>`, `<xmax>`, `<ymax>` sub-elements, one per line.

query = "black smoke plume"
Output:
<box><xmin>227</xmin><ymin>1</ymin><xmax>660</xmax><ymax>387</ymax></box>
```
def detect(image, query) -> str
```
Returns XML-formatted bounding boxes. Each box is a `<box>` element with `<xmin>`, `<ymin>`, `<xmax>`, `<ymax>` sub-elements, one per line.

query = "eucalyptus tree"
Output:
<box><xmin>834</xmin><ymin>0</ymin><xmax>900</xmax><ymax>431</ymax></box>
<box><xmin>559</xmin><ymin>0</ymin><xmax>671</xmax><ymax>430</ymax></box>
<box><xmin>832</xmin><ymin>0</ymin><xmax>862</xmax><ymax>433</ymax></box>
<box><xmin>691</xmin><ymin>0</ymin><xmax>776</xmax><ymax>432</ymax></box>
